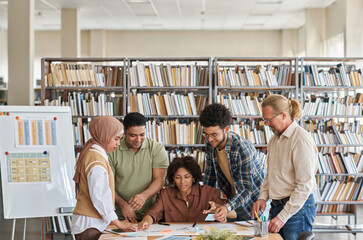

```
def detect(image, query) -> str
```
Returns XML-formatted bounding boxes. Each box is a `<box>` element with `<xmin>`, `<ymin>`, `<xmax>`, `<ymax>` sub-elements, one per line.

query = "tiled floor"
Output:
<box><xmin>1</xmin><ymin>207</ymin><xmax>362</xmax><ymax>240</ymax></box>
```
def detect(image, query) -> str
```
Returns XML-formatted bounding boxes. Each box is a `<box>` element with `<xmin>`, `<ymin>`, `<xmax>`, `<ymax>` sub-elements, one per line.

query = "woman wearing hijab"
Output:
<box><xmin>71</xmin><ymin>116</ymin><xmax>136</xmax><ymax>240</ymax></box>
<box><xmin>138</xmin><ymin>156</ymin><xmax>236</xmax><ymax>230</ymax></box>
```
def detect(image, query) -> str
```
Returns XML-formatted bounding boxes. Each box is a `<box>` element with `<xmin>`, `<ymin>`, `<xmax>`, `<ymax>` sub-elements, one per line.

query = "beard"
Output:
<box><xmin>270</xmin><ymin>127</ymin><xmax>281</xmax><ymax>136</ymax></box>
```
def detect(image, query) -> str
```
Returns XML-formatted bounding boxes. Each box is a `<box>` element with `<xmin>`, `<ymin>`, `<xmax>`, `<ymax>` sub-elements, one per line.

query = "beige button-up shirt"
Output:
<box><xmin>259</xmin><ymin>121</ymin><xmax>318</xmax><ymax>223</ymax></box>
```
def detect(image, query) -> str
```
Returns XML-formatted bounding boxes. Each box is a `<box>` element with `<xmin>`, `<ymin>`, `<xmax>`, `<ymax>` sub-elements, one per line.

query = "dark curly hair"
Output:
<box><xmin>123</xmin><ymin>112</ymin><xmax>147</xmax><ymax>131</ymax></box>
<box><xmin>199</xmin><ymin>103</ymin><xmax>232</xmax><ymax>129</ymax></box>
<box><xmin>167</xmin><ymin>156</ymin><xmax>202</xmax><ymax>185</ymax></box>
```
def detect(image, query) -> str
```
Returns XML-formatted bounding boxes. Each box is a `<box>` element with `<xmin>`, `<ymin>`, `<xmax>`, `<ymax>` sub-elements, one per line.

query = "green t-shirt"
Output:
<box><xmin>108</xmin><ymin>137</ymin><xmax>169</xmax><ymax>220</ymax></box>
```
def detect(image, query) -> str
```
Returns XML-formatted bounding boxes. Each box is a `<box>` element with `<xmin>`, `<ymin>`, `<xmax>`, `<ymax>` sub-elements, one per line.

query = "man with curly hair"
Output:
<box><xmin>200</xmin><ymin>103</ymin><xmax>266</xmax><ymax>221</ymax></box>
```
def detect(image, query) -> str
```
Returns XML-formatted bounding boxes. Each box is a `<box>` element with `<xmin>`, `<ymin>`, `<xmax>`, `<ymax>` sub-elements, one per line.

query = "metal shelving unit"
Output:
<box><xmin>300</xmin><ymin>57</ymin><xmax>363</xmax><ymax>234</ymax></box>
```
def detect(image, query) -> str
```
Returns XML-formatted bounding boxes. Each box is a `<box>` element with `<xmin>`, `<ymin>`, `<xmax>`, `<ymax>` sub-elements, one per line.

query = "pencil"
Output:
<box><xmin>254</xmin><ymin>211</ymin><xmax>261</xmax><ymax>223</ymax></box>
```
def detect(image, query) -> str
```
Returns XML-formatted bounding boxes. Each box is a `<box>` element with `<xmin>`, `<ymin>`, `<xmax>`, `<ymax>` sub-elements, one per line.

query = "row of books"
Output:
<box><xmin>317</xmin><ymin>152</ymin><xmax>363</xmax><ymax>174</ymax></box>
<box><xmin>44</xmin><ymin>92</ymin><xmax>124</xmax><ymax>117</ymax></box>
<box><xmin>167</xmin><ymin>148</ymin><xmax>267</xmax><ymax>175</ymax></box>
<box><xmin>72</xmin><ymin>118</ymin><xmax>272</xmax><ymax>147</ymax></box>
<box><xmin>73</xmin><ymin>119</ymin><xmax>91</xmax><ymax>146</ymax></box>
<box><xmin>303</xmin><ymin>95</ymin><xmax>363</xmax><ymax>116</ymax></box>
<box><xmin>308</xmin><ymin>129</ymin><xmax>363</xmax><ymax>146</ymax></box>
<box><xmin>145</xmin><ymin>120</ymin><xmax>204</xmax><ymax>145</ymax></box>
<box><xmin>230</xmin><ymin>122</ymin><xmax>273</xmax><ymax>145</ymax></box>
<box><xmin>303</xmin><ymin>63</ymin><xmax>363</xmax><ymax>87</ymax></box>
<box><xmin>130</xmin><ymin>92</ymin><xmax>207</xmax><ymax>116</ymax></box>
<box><xmin>46</xmin><ymin>63</ymin><xmax>124</xmax><ymax>87</ymax></box>
<box><xmin>129</xmin><ymin>62</ymin><xmax>209</xmax><ymax>87</ymax></box>
<box><xmin>216</xmin><ymin>93</ymin><xmax>262</xmax><ymax>116</ymax></box>
<box><xmin>216</xmin><ymin>64</ymin><xmax>295</xmax><ymax>87</ymax></box>
<box><xmin>303</xmin><ymin>119</ymin><xmax>363</xmax><ymax>134</ymax></box>
<box><xmin>74</xmin><ymin>120</ymin><xmax>205</xmax><ymax>146</ymax></box>
<box><xmin>316</xmin><ymin>178</ymin><xmax>363</xmax><ymax>203</ymax></box>
<box><xmin>44</xmin><ymin>215</ymin><xmax>71</xmax><ymax>234</ymax></box>
<box><xmin>167</xmin><ymin>148</ymin><xmax>206</xmax><ymax>173</ymax></box>
<box><xmin>303</xmin><ymin>120</ymin><xmax>363</xmax><ymax>145</ymax></box>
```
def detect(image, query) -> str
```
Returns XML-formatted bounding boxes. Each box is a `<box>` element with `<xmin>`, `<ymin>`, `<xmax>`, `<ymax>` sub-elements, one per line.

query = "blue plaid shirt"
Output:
<box><xmin>204</xmin><ymin>131</ymin><xmax>266</xmax><ymax>215</ymax></box>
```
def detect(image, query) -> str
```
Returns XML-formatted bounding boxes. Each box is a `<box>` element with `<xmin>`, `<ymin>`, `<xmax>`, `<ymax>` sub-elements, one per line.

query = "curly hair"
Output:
<box><xmin>167</xmin><ymin>156</ymin><xmax>202</xmax><ymax>185</ymax></box>
<box><xmin>123</xmin><ymin>112</ymin><xmax>147</xmax><ymax>131</ymax></box>
<box><xmin>199</xmin><ymin>103</ymin><xmax>232</xmax><ymax>129</ymax></box>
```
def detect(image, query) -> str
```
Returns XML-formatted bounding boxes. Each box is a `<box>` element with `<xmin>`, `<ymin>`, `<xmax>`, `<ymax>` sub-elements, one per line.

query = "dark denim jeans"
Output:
<box><xmin>270</xmin><ymin>194</ymin><xmax>316</xmax><ymax>240</ymax></box>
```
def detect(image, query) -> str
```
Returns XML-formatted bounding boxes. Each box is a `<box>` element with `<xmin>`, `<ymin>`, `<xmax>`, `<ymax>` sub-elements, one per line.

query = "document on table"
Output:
<box><xmin>120</xmin><ymin>223</ymin><xmax>255</xmax><ymax>236</ymax></box>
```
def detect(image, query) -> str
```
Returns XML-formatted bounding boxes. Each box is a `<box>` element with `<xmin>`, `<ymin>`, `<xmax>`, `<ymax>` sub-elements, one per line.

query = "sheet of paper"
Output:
<box><xmin>121</xmin><ymin>223</ymin><xmax>255</xmax><ymax>236</ymax></box>
<box><xmin>154</xmin><ymin>236</ymin><xmax>193</xmax><ymax>240</ymax></box>
<box><xmin>204</xmin><ymin>214</ymin><xmax>215</xmax><ymax>221</ymax></box>
<box><xmin>234</xmin><ymin>220</ymin><xmax>257</xmax><ymax>227</ymax></box>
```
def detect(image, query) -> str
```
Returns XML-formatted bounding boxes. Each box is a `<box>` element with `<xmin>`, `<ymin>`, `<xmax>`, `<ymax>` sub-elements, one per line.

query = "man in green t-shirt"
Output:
<box><xmin>108</xmin><ymin>112</ymin><xmax>169</xmax><ymax>222</ymax></box>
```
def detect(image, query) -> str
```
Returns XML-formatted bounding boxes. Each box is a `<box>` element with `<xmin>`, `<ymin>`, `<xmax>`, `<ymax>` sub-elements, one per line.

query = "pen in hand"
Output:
<box><xmin>192</xmin><ymin>222</ymin><xmax>196</xmax><ymax>227</ymax></box>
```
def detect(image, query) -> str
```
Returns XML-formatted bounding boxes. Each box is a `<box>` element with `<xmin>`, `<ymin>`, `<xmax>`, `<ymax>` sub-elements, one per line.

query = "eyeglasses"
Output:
<box><xmin>262</xmin><ymin>113</ymin><xmax>281</xmax><ymax>124</ymax></box>
<box><xmin>202</xmin><ymin>131</ymin><xmax>223</xmax><ymax>140</ymax></box>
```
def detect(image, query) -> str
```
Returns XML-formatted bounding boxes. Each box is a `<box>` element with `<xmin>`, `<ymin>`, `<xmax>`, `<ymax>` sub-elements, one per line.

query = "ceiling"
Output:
<box><xmin>0</xmin><ymin>0</ymin><xmax>336</xmax><ymax>31</ymax></box>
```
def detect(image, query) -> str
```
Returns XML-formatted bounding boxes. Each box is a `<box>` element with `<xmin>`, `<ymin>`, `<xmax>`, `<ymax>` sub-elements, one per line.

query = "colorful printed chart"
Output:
<box><xmin>15</xmin><ymin>118</ymin><xmax>57</xmax><ymax>147</ymax></box>
<box><xmin>6</xmin><ymin>152</ymin><xmax>51</xmax><ymax>183</ymax></box>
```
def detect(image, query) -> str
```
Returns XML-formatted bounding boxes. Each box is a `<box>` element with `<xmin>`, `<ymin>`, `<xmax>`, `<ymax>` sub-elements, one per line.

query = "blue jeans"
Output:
<box><xmin>269</xmin><ymin>194</ymin><xmax>316</xmax><ymax>240</ymax></box>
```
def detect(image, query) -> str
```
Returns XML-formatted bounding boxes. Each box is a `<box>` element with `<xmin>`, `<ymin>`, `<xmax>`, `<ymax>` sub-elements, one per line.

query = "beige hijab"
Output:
<box><xmin>73</xmin><ymin>116</ymin><xmax>123</xmax><ymax>194</ymax></box>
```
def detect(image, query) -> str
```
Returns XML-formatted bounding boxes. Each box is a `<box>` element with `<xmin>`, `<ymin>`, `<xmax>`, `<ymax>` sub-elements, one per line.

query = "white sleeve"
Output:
<box><xmin>87</xmin><ymin>166</ymin><xmax>118</xmax><ymax>223</ymax></box>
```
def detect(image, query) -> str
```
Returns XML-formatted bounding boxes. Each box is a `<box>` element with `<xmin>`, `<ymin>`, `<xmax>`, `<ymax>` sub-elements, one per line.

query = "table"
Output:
<box><xmin>98</xmin><ymin>223</ymin><xmax>283</xmax><ymax>240</ymax></box>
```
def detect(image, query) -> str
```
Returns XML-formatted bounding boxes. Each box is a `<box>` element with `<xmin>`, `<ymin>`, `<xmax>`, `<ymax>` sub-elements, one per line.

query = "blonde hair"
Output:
<box><xmin>262</xmin><ymin>94</ymin><xmax>301</xmax><ymax>121</ymax></box>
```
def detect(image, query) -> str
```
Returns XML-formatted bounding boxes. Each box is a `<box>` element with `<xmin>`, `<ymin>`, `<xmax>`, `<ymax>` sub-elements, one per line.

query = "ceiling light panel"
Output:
<box><xmin>127</xmin><ymin>1</ymin><xmax>157</xmax><ymax>16</ymax></box>
<box><xmin>153</xmin><ymin>0</ymin><xmax>180</xmax><ymax>18</ymax></box>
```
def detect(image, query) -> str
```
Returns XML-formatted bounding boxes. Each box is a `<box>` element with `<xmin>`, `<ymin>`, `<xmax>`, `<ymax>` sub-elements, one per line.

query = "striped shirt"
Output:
<box><xmin>204</xmin><ymin>131</ymin><xmax>266</xmax><ymax>215</ymax></box>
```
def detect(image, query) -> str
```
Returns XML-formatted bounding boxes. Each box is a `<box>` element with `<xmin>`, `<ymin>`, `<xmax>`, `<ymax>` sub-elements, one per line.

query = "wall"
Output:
<box><xmin>30</xmin><ymin>30</ymin><xmax>282</xmax><ymax>81</ymax></box>
<box><xmin>326</xmin><ymin>0</ymin><xmax>346</xmax><ymax>41</ymax></box>
<box><xmin>33</xmin><ymin>31</ymin><xmax>90</xmax><ymax>83</ymax></box>
<box><xmin>104</xmin><ymin>30</ymin><xmax>282</xmax><ymax>58</ymax></box>
<box><xmin>305</xmin><ymin>8</ymin><xmax>326</xmax><ymax>57</ymax></box>
<box><xmin>281</xmin><ymin>29</ymin><xmax>298</xmax><ymax>57</ymax></box>
<box><xmin>297</xmin><ymin>25</ymin><xmax>306</xmax><ymax>57</ymax></box>
<box><xmin>345</xmin><ymin>0</ymin><xmax>363</xmax><ymax>57</ymax></box>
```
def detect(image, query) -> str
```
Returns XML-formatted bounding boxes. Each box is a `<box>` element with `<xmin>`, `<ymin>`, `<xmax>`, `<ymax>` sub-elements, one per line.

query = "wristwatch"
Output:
<box><xmin>224</xmin><ymin>204</ymin><xmax>232</xmax><ymax>213</ymax></box>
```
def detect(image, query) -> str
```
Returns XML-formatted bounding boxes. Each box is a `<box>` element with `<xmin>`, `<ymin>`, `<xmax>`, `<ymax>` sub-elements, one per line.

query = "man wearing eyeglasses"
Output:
<box><xmin>200</xmin><ymin>103</ymin><xmax>266</xmax><ymax>221</ymax></box>
<box><xmin>252</xmin><ymin>94</ymin><xmax>318</xmax><ymax>240</ymax></box>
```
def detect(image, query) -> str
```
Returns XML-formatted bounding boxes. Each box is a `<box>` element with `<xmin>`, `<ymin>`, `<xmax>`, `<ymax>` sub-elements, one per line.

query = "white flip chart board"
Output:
<box><xmin>0</xmin><ymin>106</ymin><xmax>76</xmax><ymax>219</ymax></box>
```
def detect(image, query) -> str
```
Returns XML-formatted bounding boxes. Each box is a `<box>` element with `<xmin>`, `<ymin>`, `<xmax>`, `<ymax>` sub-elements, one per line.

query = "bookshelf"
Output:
<box><xmin>39</xmin><ymin>56</ymin><xmax>363</xmax><ymax>237</ymax></box>
<box><xmin>41</xmin><ymin>57</ymin><xmax>127</xmax><ymax>148</ymax></box>
<box><xmin>127</xmin><ymin>57</ymin><xmax>212</xmax><ymax>167</ymax></box>
<box><xmin>40</xmin><ymin>57</ymin><xmax>127</xmax><ymax>239</ymax></box>
<box><xmin>213</xmin><ymin>57</ymin><xmax>299</xmax><ymax>147</ymax></box>
<box><xmin>300</xmin><ymin>57</ymin><xmax>363</xmax><ymax>231</ymax></box>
